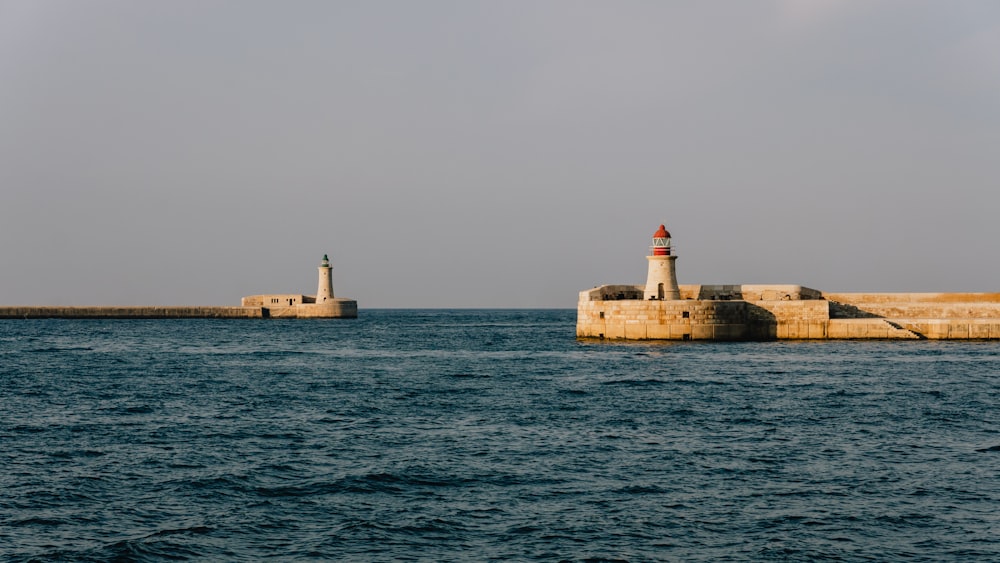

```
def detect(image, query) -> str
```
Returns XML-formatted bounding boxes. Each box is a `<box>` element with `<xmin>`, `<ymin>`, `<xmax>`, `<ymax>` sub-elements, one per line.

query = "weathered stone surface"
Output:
<box><xmin>578</xmin><ymin>284</ymin><xmax>1000</xmax><ymax>340</ymax></box>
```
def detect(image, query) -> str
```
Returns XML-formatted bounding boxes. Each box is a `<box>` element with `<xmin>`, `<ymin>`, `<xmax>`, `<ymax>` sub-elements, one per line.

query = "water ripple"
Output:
<box><xmin>1</xmin><ymin>312</ymin><xmax>998</xmax><ymax>561</ymax></box>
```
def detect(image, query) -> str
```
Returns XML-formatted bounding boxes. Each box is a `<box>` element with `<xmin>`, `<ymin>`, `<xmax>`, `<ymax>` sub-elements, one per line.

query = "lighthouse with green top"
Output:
<box><xmin>317</xmin><ymin>254</ymin><xmax>335</xmax><ymax>303</ymax></box>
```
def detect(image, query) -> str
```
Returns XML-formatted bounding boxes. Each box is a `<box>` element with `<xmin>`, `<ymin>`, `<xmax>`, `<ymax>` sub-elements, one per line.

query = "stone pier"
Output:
<box><xmin>577</xmin><ymin>285</ymin><xmax>1000</xmax><ymax>340</ymax></box>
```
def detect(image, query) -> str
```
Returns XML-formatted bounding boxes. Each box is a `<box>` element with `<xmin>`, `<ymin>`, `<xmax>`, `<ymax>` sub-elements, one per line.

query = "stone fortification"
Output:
<box><xmin>255</xmin><ymin>299</ymin><xmax>358</xmax><ymax>319</ymax></box>
<box><xmin>577</xmin><ymin>224</ymin><xmax>1000</xmax><ymax>341</ymax></box>
<box><xmin>578</xmin><ymin>284</ymin><xmax>1000</xmax><ymax>340</ymax></box>
<box><xmin>241</xmin><ymin>254</ymin><xmax>357</xmax><ymax>318</ymax></box>
<box><xmin>824</xmin><ymin>292</ymin><xmax>1000</xmax><ymax>340</ymax></box>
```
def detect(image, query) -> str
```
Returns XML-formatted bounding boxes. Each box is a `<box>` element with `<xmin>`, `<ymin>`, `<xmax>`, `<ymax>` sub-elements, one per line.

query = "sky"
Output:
<box><xmin>1</xmin><ymin>1</ymin><xmax>998</xmax><ymax>308</ymax></box>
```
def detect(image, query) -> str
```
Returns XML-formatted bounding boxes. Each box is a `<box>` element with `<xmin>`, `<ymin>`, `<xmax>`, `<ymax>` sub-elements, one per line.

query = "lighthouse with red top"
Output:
<box><xmin>643</xmin><ymin>224</ymin><xmax>680</xmax><ymax>300</ymax></box>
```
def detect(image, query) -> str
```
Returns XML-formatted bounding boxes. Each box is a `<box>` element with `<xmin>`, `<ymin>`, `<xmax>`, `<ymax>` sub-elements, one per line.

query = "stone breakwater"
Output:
<box><xmin>0</xmin><ymin>304</ymin><xmax>359</xmax><ymax>319</ymax></box>
<box><xmin>0</xmin><ymin>307</ymin><xmax>265</xmax><ymax>319</ymax></box>
<box><xmin>577</xmin><ymin>285</ymin><xmax>1000</xmax><ymax>340</ymax></box>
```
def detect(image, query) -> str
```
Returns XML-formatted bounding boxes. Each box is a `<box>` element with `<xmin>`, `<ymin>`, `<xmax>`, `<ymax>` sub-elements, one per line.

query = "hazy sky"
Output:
<box><xmin>2</xmin><ymin>1</ymin><xmax>998</xmax><ymax>308</ymax></box>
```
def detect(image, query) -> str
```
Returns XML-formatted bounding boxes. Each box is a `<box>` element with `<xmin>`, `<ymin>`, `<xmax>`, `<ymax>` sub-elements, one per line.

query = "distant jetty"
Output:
<box><xmin>0</xmin><ymin>306</ymin><xmax>263</xmax><ymax>319</ymax></box>
<box><xmin>578</xmin><ymin>225</ymin><xmax>1000</xmax><ymax>340</ymax></box>
<box><xmin>0</xmin><ymin>306</ymin><xmax>265</xmax><ymax>319</ymax></box>
<box><xmin>240</xmin><ymin>254</ymin><xmax>357</xmax><ymax>318</ymax></box>
<box><xmin>1</xmin><ymin>255</ymin><xmax>357</xmax><ymax>320</ymax></box>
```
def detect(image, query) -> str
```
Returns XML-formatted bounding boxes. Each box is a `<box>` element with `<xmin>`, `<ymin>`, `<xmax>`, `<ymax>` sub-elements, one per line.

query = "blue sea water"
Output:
<box><xmin>1</xmin><ymin>309</ymin><xmax>999</xmax><ymax>561</ymax></box>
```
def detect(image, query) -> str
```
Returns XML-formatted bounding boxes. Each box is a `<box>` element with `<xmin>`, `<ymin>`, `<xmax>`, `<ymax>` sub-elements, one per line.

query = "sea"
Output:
<box><xmin>2</xmin><ymin>309</ymin><xmax>998</xmax><ymax>562</ymax></box>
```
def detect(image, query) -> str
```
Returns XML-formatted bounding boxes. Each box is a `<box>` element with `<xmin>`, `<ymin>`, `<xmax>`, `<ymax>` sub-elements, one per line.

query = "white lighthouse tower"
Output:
<box><xmin>317</xmin><ymin>254</ymin><xmax>335</xmax><ymax>303</ymax></box>
<box><xmin>643</xmin><ymin>224</ymin><xmax>680</xmax><ymax>300</ymax></box>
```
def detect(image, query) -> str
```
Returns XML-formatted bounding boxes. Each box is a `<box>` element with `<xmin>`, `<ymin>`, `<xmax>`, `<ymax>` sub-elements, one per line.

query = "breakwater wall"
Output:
<box><xmin>578</xmin><ymin>285</ymin><xmax>1000</xmax><ymax>340</ymax></box>
<box><xmin>0</xmin><ymin>307</ymin><xmax>265</xmax><ymax>319</ymax></box>
<box><xmin>240</xmin><ymin>296</ymin><xmax>358</xmax><ymax>318</ymax></box>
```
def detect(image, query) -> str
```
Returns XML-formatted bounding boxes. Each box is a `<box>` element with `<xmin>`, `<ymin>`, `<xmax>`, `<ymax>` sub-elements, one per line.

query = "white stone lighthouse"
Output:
<box><xmin>317</xmin><ymin>254</ymin><xmax>334</xmax><ymax>303</ymax></box>
<box><xmin>241</xmin><ymin>254</ymin><xmax>357</xmax><ymax>318</ymax></box>
<box><xmin>643</xmin><ymin>224</ymin><xmax>680</xmax><ymax>300</ymax></box>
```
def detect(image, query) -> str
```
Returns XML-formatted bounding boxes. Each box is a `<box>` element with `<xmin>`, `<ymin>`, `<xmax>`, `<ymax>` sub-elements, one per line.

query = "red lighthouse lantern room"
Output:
<box><xmin>651</xmin><ymin>224</ymin><xmax>672</xmax><ymax>256</ymax></box>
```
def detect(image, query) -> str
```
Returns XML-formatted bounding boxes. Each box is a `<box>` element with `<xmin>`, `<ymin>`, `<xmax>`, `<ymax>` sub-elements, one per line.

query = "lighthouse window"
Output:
<box><xmin>599</xmin><ymin>312</ymin><xmax>605</xmax><ymax>319</ymax></box>
<box><xmin>682</xmin><ymin>311</ymin><xmax>690</xmax><ymax>318</ymax></box>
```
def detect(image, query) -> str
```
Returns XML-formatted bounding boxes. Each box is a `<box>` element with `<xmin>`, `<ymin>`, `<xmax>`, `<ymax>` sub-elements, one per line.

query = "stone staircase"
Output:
<box><xmin>828</xmin><ymin>300</ymin><xmax>926</xmax><ymax>339</ymax></box>
<box><xmin>880</xmin><ymin>319</ymin><xmax>926</xmax><ymax>339</ymax></box>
